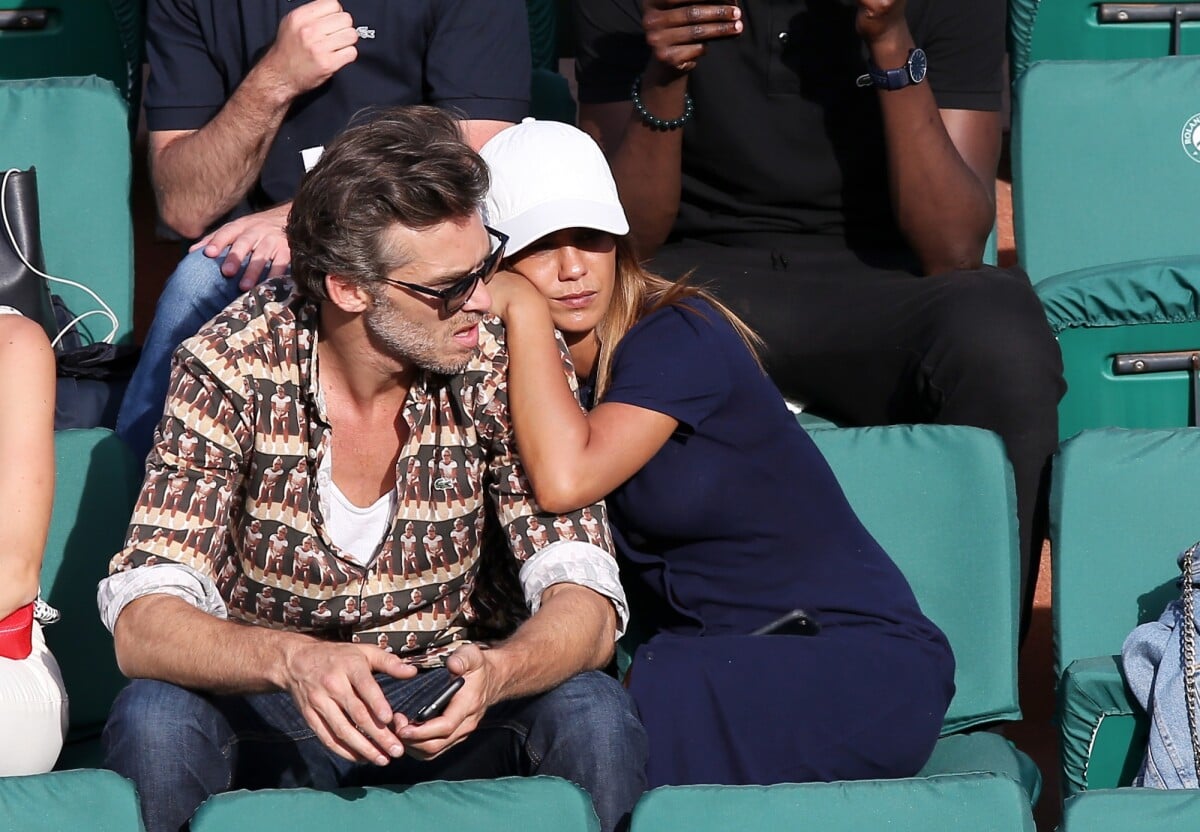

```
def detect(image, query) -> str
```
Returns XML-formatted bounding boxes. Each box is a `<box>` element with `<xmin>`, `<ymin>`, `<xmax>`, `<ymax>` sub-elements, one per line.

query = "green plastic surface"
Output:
<box><xmin>1012</xmin><ymin>57</ymin><xmax>1200</xmax><ymax>283</ymax></box>
<box><xmin>1057</xmin><ymin>655</ymin><xmax>1148</xmax><ymax>796</ymax></box>
<box><xmin>0</xmin><ymin>768</ymin><xmax>144</xmax><ymax>832</ymax></box>
<box><xmin>0</xmin><ymin>0</ymin><xmax>144</xmax><ymax>114</ymax></box>
<box><xmin>1049</xmin><ymin>429</ymin><xmax>1200</xmax><ymax>795</ymax></box>
<box><xmin>43</xmin><ymin>429</ymin><xmax>141</xmax><ymax>741</ymax></box>
<box><xmin>810</xmin><ymin>426</ymin><xmax>1021</xmax><ymax>733</ymax></box>
<box><xmin>1009</xmin><ymin>0</ymin><xmax>1200</xmax><ymax>83</ymax></box>
<box><xmin>917</xmin><ymin>732</ymin><xmax>1042</xmax><ymax>802</ymax></box>
<box><xmin>191</xmin><ymin>777</ymin><xmax>599</xmax><ymax>832</ymax></box>
<box><xmin>0</xmin><ymin>77</ymin><xmax>135</xmax><ymax>344</ymax></box>
<box><xmin>630</xmin><ymin>774</ymin><xmax>1035</xmax><ymax>832</ymax></box>
<box><xmin>1062</xmin><ymin>788</ymin><xmax>1200</xmax><ymax>830</ymax></box>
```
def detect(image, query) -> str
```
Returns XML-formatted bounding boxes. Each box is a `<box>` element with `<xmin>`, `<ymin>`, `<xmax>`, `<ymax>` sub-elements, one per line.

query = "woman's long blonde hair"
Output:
<box><xmin>591</xmin><ymin>236</ymin><xmax>764</xmax><ymax>401</ymax></box>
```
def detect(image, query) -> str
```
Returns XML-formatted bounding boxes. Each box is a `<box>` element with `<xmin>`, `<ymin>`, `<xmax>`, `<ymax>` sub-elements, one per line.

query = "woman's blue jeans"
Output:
<box><xmin>115</xmin><ymin>249</ymin><xmax>246</xmax><ymax>461</ymax></box>
<box><xmin>103</xmin><ymin>670</ymin><xmax>646</xmax><ymax>832</ymax></box>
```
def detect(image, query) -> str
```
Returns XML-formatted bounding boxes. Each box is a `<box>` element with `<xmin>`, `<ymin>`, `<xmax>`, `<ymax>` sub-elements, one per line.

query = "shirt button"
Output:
<box><xmin>308</xmin><ymin>449</ymin><xmax>317</xmax><ymax>459</ymax></box>
<box><xmin>778</xmin><ymin>31</ymin><xmax>789</xmax><ymax>44</ymax></box>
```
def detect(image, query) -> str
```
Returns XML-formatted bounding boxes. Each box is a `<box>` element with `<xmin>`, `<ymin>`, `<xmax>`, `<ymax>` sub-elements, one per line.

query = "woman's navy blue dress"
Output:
<box><xmin>598</xmin><ymin>299</ymin><xmax>955</xmax><ymax>788</ymax></box>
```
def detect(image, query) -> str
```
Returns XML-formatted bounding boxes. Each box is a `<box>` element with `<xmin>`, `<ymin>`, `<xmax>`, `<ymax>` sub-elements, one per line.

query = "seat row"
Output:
<box><xmin>18</xmin><ymin>418</ymin><xmax>1200</xmax><ymax>828</ymax></box>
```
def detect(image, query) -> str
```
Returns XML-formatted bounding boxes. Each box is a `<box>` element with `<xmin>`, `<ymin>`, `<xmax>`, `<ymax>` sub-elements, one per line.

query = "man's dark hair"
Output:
<box><xmin>287</xmin><ymin>105</ymin><xmax>490</xmax><ymax>301</ymax></box>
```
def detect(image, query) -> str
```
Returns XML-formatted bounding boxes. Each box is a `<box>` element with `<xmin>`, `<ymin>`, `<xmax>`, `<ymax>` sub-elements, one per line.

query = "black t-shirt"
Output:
<box><xmin>574</xmin><ymin>0</ymin><xmax>1004</xmax><ymax>254</ymax></box>
<box><xmin>146</xmin><ymin>0</ymin><xmax>531</xmax><ymax>224</ymax></box>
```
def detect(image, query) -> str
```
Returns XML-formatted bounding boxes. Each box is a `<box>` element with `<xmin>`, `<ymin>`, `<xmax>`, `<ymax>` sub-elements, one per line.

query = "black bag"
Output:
<box><xmin>0</xmin><ymin>167</ymin><xmax>58</xmax><ymax>341</ymax></box>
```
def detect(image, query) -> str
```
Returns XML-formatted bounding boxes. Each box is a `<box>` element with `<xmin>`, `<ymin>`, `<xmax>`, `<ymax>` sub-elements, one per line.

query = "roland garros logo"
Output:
<box><xmin>1183</xmin><ymin>113</ymin><xmax>1200</xmax><ymax>163</ymax></box>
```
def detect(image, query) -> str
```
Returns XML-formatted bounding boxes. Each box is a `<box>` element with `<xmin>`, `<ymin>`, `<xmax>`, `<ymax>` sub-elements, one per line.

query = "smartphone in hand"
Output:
<box><xmin>402</xmin><ymin>672</ymin><xmax>465</xmax><ymax>724</ymax></box>
<box><xmin>751</xmin><ymin>608</ymin><xmax>821</xmax><ymax>637</ymax></box>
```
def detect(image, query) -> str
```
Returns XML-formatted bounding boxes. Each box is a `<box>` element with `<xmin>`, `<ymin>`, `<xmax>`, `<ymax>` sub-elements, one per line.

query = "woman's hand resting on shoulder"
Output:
<box><xmin>486</xmin><ymin>270</ymin><xmax>548</xmax><ymax>323</ymax></box>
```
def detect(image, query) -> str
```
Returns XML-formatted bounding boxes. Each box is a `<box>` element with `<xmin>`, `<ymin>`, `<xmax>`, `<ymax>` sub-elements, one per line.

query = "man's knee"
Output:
<box><xmin>157</xmin><ymin>249</ymin><xmax>241</xmax><ymax>318</ymax></box>
<box><xmin>104</xmin><ymin>679</ymin><xmax>228</xmax><ymax>776</ymax></box>
<box><xmin>926</xmin><ymin>268</ymin><xmax>1064</xmax><ymax>405</ymax></box>
<box><xmin>534</xmin><ymin>672</ymin><xmax>646</xmax><ymax>760</ymax></box>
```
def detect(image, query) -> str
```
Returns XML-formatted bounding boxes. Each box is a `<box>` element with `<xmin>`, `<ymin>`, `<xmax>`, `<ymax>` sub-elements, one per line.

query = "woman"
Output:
<box><xmin>480</xmin><ymin>121</ymin><xmax>954</xmax><ymax>788</ymax></box>
<box><xmin>0</xmin><ymin>306</ymin><xmax>68</xmax><ymax>774</ymax></box>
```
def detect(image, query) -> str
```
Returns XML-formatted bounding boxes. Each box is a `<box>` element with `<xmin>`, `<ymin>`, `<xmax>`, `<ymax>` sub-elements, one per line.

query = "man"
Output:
<box><xmin>117</xmin><ymin>0</ymin><xmax>532</xmax><ymax>460</ymax></box>
<box><xmin>573</xmin><ymin>0</ymin><xmax>1065</xmax><ymax>632</ymax></box>
<box><xmin>98</xmin><ymin>108</ymin><xmax>645</xmax><ymax>832</ymax></box>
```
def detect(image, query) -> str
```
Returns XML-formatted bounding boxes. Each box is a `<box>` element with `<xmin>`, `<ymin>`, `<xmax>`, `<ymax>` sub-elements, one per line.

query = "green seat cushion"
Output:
<box><xmin>810</xmin><ymin>426</ymin><xmax>1021</xmax><ymax>733</ymax></box>
<box><xmin>0</xmin><ymin>768</ymin><xmax>143</xmax><ymax>831</ymax></box>
<box><xmin>1062</xmin><ymin>787</ymin><xmax>1200</xmax><ymax>831</ymax></box>
<box><xmin>190</xmin><ymin>777</ymin><xmax>598</xmax><ymax>832</ymax></box>
<box><xmin>1036</xmin><ymin>256</ymin><xmax>1200</xmax><ymax>438</ymax></box>
<box><xmin>1013</xmin><ymin>57</ymin><xmax>1200</xmax><ymax>283</ymax></box>
<box><xmin>1057</xmin><ymin>655</ymin><xmax>1148</xmax><ymax>797</ymax></box>
<box><xmin>0</xmin><ymin>76</ymin><xmax>134</xmax><ymax>343</ymax></box>
<box><xmin>917</xmin><ymin>732</ymin><xmax>1041</xmax><ymax>803</ymax></box>
<box><xmin>42</xmin><ymin>429</ymin><xmax>141</xmax><ymax>738</ymax></box>
<box><xmin>1050</xmin><ymin>429</ymin><xmax>1200</xmax><ymax>676</ymax></box>
<box><xmin>629</xmin><ymin>773</ymin><xmax>1034</xmax><ymax>832</ymax></box>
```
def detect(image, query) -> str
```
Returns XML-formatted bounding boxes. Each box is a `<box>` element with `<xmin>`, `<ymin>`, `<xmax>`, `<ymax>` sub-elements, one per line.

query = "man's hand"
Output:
<box><xmin>189</xmin><ymin>203</ymin><xmax>293</xmax><ymax>290</ymax></box>
<box><xmin>396</xmin><ymin>645</ymin><xmax>503</xmax><ymax>760</ymax></box>
<box><xmin>855</xmin><ymin>0</ymin><xmax>909</xmax><ymax>47</ymax></box>
<box><xmin>260</xmin><ymin>0</ymin><xmax>360</xmax><ymax>98</ymax></box>
<box><xmin>643</xmin><ymin>0</ymin><xmax>742</xmax><ymax>74</ymax></box>
<box><xmin>281</xmin><ymin>640</ymin><xmax>418</xmax><ymax>765</ymax></box>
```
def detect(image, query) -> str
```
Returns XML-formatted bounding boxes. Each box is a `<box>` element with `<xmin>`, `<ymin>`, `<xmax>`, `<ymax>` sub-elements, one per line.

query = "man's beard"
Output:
<box><xmin>362</xmin><ymin>292</ymin><xmax>480</xmax><ymax>375</ymax></box>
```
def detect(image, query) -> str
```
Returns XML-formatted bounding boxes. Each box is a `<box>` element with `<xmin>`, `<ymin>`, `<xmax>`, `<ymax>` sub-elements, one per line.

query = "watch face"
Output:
<box><xmin>908</xmin><ymin>48</ymin><xmax>928</xmax><ymax>84</ymax></box>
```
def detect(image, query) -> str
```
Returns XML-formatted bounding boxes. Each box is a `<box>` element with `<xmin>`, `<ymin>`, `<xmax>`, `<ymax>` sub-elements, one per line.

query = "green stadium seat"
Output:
<box><xmin>189</xmin><ymin>777</ymin><xmax>599</xmax><ymax>832</ymax></box>
<box><xmin>0</xmin><ymin>768</ymin><xmax>143</xmax><ymax>831</ymax></box>
<box><xmin>1013</xmin><ymin>57</ymin><xmax>1200</xmax><ymax>284</ymax></box>
<box><xmin>1049</xmin><ymin>428</ymin><xmax>1200</xmax><ymax>796</ymax></box>
<box><xmin>527</xmin><ymin>0</ymin><xmax>576</xmax><ymax>124</ymax></box>
<box><xmin>1009</xmin><ymin>0</ymin><xmax>1200</xmax><ymax>85</ymax></box>
<box><xmin>0</xmin><ymin>0</ymin><xmax>145</xmax><ymax>119</ymax></box>
<box><xmin>42</xmin><ymin>429</ymin><xmax>142</xmax><ymax>768</ymax></box>
<box><xmin>630</xmin><ymin>773</ymin><xmax>1035</xmax><ymax>832</ymax></box>
<box><xmin>1061</xmin><ymin>787</ymin><xmax>1200</xmax><ymax>831</ymax></box>
<box><xmin>0</xmin><ymin>76</ymin><xmax>135</xmax><ymax>345</ymax></box>
<box><xmin>1013</xmin><ymin>58</ymin><xmax>1200</xmax><ymax>438</ymax></box>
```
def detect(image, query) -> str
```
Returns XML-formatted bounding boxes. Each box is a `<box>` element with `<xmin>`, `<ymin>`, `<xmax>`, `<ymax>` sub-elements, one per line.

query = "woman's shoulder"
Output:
<box><xmin>626</xmin><ymin>296</ymin><xmax>732</xmax><ymax>348</ymax></box>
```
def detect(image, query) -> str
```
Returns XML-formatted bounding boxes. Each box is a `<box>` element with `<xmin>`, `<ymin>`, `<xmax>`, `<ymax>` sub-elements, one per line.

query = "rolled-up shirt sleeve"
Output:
<box><xmin>98</xmin><ymin>563</ymin><xmax>228</xmax><ymax>634</ymax></box>
<box><xmin>519</xmin><ymin>540</ymin><xmax>628</xmax><ymax>638</ymax></box>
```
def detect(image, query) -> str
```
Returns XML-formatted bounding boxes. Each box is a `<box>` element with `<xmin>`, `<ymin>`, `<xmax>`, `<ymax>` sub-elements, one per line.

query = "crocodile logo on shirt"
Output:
<box><xmin>356</xmin><ymin>26</ymin><xmax>375</xmax><ymax>39</ymax></box>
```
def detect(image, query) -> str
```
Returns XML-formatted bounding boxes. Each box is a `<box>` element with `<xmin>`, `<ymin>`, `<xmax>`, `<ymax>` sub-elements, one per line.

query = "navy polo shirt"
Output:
<box><xmin>575</xmin><ymin>0</ymin><xmax>1004</xmax><ymax>253</ymax></box>
<box><xmin>146</xmin><ymin>0</ymin><xmax>531</xmax><ymax>221</ymax></box>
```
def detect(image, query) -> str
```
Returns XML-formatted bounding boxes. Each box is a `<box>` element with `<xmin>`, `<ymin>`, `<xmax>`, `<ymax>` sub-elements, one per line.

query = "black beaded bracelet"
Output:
<box><xmin>631</xmin><ymin>76</ymin><xmax>694</xmax><ymax>131</ymax></box>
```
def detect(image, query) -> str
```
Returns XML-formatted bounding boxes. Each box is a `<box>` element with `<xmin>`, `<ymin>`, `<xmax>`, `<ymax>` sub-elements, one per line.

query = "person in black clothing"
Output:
<box><xmin>573</xmin><ymin>0</ymin><xmax>1064</xmax><ymax>635</ymax></box>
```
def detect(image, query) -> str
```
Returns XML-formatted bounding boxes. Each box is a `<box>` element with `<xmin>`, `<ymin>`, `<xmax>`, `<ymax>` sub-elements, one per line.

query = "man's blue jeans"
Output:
<box><xmin>115</xmin><ymin>249</ymin><xmax>246</xmax><ymax>461</ymax></box>
<box><xmin>103</xmin><ymin>670</ymin><xmax>646</xmax><ymax>832</ymax></box>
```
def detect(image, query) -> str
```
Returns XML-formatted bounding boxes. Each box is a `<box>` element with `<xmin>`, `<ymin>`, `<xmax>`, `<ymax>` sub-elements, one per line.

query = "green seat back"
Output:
<box><xmin>1050</xmin><ymin>428</ymin><xmax>1200</xmax><ymax>677</ymax></box>
<box><xmin>1012</xmin><ymin>57</ymin><xmax>1200</xmax><ymax>284</ymax></box>
<box><xmin>190</xmin><ymin>777</ymin><xmax>599</xmax><ymax>832</ymax></box>
<box><xmin>41</xmin><ymin>429</ymin><xmax>141</xmax><ymax>738</ymax></box>
<box><xmin>809</xmin><ymin>426</ymin><xmax>1021</xmax><ymax>733</ymax></box>
<box><xmin>630</xmin><ymin>774</ymin><xmax>1035</xmax><ymax>832</ymax></box>
<box><xmin>1062</xmin><ymin>788</ymin><xmax>1200</xmax><ymax>831</ymax></box>
<box><xmin>0</xmin><ymin>0</ymin><xmax>144</xmax><ymax>115</ymax></box>
<box><xmin>0</xmin><ymin>768</ymin><xmax>143</xmax><ymax>831</ymax></box>
<box><xmin>1037</xmin><ymin>256</ymin><xmax>1200</xmax><ymax>440</ymax></box>
<box><xmin>1009</xmin><ymin>0</ymin><xmax>1200</xmax><ymax>84</ymax></box>
<box><xmin>0</xmin><ymin>76</ymin><xmax>134</xmax><ymax>344</ymax></box>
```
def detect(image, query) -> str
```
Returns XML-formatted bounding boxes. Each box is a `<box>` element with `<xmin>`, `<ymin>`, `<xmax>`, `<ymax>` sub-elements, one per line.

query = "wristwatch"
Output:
<box><xmin>858</xmin><ymin>48</ymin><xmax>928</xmax><ymax>91</ymax></box>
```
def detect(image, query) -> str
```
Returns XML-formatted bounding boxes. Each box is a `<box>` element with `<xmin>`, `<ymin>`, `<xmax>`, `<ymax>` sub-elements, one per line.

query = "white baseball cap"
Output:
<box><xmin>481</xmin><ymin>118</ymin><xmax>630</xmax><ymax>256</ymax></box>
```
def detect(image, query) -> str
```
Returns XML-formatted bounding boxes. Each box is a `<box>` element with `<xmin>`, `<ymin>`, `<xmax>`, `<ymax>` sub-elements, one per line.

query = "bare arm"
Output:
<box><xmin>860</xmin><ymin>0</ymin><xmax>999</xmax><ymax>273</ymax></box>
<box><xmin>152</xmin><ymin>0</ymin><xmax>360</xmax><ymax>239</ymax></box>
<box><xmin>0</xmin><ymin>316</ymin><xmax>55</xmax><ymax>620</ymax></box>
<box><xmin>398</xmin><ymin>582</ymin><xmax>616</xmax><ymax>756</ymax></box>
<box><xmin>114</xmin><ymin>594</ymin><xmax>417</xmax><ymax>765</ymax></box>
<box><xmin>579</xmin><ymin>2</ymin><xmax>742</xmax><ymax>258</ymax></box>
<box><xmin>490</xmin><ymin>276</ymin><xmax>676</xmax><ymax>513</ymax></box>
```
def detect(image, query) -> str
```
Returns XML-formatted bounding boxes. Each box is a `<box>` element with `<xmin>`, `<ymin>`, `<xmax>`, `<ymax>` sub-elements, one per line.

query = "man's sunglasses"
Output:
<box><xmin>377</xmin><ymin>226</ymin><xmax>509</xmax><ymax>315</ymax></box>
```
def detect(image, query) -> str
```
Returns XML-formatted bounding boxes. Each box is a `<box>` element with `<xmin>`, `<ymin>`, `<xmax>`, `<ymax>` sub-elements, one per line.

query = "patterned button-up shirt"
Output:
<box><xmin>99</xmin><ymin>280</ymin><xmax>625</xmax><ymax>666</ymax></box>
